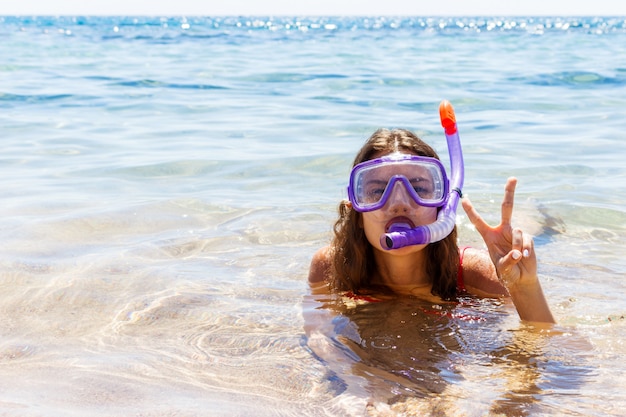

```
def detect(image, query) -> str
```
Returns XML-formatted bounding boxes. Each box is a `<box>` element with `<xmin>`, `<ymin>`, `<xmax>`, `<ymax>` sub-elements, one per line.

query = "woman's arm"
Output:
<box><xmin>461</xmin><ymin>178</ymin><xmax>555</xmax><ymax>324</ymax></box>
<box><xmin>461</xmin><ymin>248</ymin><xmax>508</xmax><ymax>297</ymax></box>
<box><xmin>308</xmin><ymin>246</ymin><xmax>332</xmax><ymax>285</ymax></box>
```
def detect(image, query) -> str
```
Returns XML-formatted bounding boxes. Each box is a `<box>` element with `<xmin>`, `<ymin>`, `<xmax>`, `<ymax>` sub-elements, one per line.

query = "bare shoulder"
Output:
<box><xmin>308</xmin><ymin>246</ymin><xmax>332</xmax><ymax>285</ymax></box>
<box><xmin>462</xmin><ymin>247</ymin><xmax>508</xmax><ymax>297</ymax></box>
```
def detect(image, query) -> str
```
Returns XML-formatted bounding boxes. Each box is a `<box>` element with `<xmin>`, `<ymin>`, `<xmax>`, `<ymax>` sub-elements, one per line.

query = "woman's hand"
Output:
<box><xmin>461</xmin><ymin>177</ymin><xmax>535</xmax><ymax>289</ymax></box>
<box><xmin>462</xmin><ymin>177</ymin><xmax>555</xmax><ymax>323</ymax></box>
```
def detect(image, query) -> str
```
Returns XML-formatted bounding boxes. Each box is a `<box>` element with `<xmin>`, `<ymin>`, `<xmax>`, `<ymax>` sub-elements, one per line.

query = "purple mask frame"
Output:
<box><xmin>347</xmin><ymin>154</ymin><xmax>450</xmax><ymax>212</ymax></box>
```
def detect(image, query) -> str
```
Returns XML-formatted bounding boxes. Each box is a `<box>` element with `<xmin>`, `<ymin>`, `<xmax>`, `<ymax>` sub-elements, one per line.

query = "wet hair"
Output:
<box><xmin>330</xmin><ymin>128</ymin><xmax>459</xmax><ymax>300</ymax></box>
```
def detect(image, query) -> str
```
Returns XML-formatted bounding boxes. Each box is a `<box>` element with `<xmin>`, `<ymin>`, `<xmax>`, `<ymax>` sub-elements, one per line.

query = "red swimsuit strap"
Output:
<box><xmin>458</xmin><ymin>246</ymin><xmax>471</xmax><ymax>293</ymax></box>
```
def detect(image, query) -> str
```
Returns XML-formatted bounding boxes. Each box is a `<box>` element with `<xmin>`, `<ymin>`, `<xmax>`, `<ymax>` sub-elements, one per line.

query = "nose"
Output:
<box><xmin>385</xmin><ymin>180</ymin><xmax>412</xmax><ymax>213</ymax></box>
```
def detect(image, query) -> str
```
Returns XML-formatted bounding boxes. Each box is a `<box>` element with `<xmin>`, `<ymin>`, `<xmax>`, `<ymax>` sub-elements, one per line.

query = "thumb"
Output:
<box><xmin>498</xmin><ymin>249</ymin><xmax>522</xmax><ymax>277</ymax></box>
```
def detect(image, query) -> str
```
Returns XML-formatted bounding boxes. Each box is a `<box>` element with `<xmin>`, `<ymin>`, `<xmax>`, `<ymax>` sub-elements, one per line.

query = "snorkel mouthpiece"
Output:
<box><xmin>381</xmin><ymin>223</ymin><xmax>430</xmax><ymax>249</ymax></box>
<box><xmin>382</xmin><ymin>100</ymin><xmax>465</xmax><ymax>250</ymax></box>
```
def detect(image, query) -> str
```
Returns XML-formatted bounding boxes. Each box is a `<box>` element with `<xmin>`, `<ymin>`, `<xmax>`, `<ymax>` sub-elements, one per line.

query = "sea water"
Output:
<box><xmin>0</xmin><ymin>16</ymin><xmax>625</xmax><ymax>416</ymax></box>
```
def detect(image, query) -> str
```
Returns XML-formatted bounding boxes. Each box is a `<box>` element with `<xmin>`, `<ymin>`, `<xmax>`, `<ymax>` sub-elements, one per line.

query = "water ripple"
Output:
<box><xmin>115</xmin><ymin>79</ymin><xmax>228</xmax><ymax>90</ymax></box>
<box><xmin>518</xmin><ymin>71</ymin><xmax>626</xmax><ymax>87</ymax></box>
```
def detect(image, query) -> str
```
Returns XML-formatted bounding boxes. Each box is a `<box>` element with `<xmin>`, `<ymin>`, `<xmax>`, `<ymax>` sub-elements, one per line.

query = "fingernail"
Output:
<box><xmin>523</xmin><ymin>249</ymin><xmax>529</xmax><ymax>258</ymax></box>
<box><xmin>512</xmin><ymin>251</ymin><xmax>521</xmax><ymax>260</ymax></box>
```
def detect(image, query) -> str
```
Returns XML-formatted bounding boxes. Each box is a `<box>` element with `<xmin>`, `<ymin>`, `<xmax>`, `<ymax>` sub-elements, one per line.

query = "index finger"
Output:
<box><xmin>461</xmin><ymin>196</ymin><xmax>491</xmax><ymax>236</ymax></box>
<box><xmin>501</xmin><ymin>177</ymin><xmax>518</xmax><ymax>226</ymax></box>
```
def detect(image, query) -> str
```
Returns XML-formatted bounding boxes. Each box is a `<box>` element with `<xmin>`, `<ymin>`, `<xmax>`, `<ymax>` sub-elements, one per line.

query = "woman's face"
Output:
<box><xmin>359</xmin><ymin>151</ymin><xmax>439</xmax><ymax>253</ymax></box>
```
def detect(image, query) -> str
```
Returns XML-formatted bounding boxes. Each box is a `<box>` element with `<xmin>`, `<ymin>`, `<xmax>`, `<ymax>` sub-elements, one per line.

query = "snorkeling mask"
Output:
<box><xmin>348</xmin><ymin>154</ymin><xmax>449</xmax><ymax>211</ymax></box>
<box><xmin>347</xmin><ymin>100</ymin><xmax>465</xmax><ymax>250</ymax></box>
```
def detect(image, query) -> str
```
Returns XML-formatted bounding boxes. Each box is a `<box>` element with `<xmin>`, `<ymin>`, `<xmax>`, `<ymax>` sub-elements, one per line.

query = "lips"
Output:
<box><xmin>385</xmin><ymin>216</ymin><xmax>415</xmax><ymax>233</ymax></box>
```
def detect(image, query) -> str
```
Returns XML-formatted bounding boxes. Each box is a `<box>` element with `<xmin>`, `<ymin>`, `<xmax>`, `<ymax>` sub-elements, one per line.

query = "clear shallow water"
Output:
<box><xmin>0</xmin><ymin>15</ymin><xmax>625</xmax><ymax>416</ymax></box>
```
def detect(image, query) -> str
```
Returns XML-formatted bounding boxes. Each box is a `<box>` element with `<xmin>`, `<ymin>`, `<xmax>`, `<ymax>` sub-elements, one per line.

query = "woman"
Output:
<box><xmin>308</xmin><ymin>128</ymin><xmax>555</xmax><ymax>323</ymax></box>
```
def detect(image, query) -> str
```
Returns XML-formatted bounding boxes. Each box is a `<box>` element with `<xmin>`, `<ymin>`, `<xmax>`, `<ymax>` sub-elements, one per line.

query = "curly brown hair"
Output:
<box><xmin>329</xmin><ymin>128</ymin><xmax>460</xmax><ymax>300</ymax></box>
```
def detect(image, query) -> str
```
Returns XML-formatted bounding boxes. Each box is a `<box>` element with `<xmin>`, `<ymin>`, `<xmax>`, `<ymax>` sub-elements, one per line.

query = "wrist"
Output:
<box><xmin>504</xmin><ymin>274</ymin><xmax>540</xmax><ymax>295</ymax></box>
<box><xmin>506</xmin><ymin>276</ymin><xmax>555</xmax><ymax>324</ymax></box>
